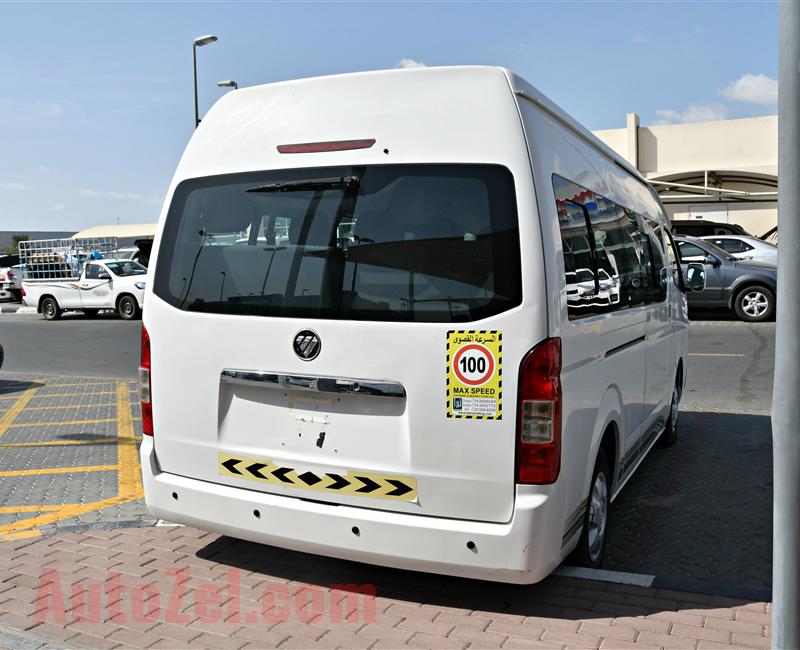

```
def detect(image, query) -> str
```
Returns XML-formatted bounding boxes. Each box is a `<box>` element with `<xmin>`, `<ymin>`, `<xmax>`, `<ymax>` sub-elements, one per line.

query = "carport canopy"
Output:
<box><xmin>71</xmin><ymin>223</ymin><xmax>156</xmax><ymax>240</ymax></box>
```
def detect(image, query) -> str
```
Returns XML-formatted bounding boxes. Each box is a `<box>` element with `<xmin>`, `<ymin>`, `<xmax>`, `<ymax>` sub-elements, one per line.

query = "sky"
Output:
<box><xmin>0</xmin><ymin>1</ymin><xmax>779</xmax><ymax>231</ymax></box>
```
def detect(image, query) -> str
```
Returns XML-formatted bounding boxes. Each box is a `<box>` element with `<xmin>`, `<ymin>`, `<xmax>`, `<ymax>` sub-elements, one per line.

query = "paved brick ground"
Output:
<box><xmin>0</xmin><ymin>526</ymin><xmax>772</xmax><ymax>649</ymax></box>
<box><xmin>0</xmin><ymin>372</ymin><xmax>153</xmax><ymax>539</ymax></box>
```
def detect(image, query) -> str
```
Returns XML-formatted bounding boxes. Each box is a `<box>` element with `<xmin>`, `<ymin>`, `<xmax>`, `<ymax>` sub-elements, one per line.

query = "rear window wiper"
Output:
<box><xmin>246</xmin><ymin>176</ymin><xmax>360</xmax><ymax>193</ymax></box>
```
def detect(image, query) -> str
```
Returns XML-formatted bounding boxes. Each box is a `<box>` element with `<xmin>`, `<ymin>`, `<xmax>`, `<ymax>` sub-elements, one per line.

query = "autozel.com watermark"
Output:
<box><xmin>35</xmin><ymin>567</ymin><xmax>377</xmax><ymax>625</ymax></box>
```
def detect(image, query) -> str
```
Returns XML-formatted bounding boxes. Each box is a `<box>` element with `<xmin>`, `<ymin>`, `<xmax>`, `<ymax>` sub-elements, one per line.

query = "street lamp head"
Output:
<box><xmin>193</xmin><ymin>34</ymin><xmax>218</xmax><ymax>47</ymax></box>
<box><xmin>217</xmin><ymin>80</ymin><xmax>238</xmax><ymax>89</ymax></box>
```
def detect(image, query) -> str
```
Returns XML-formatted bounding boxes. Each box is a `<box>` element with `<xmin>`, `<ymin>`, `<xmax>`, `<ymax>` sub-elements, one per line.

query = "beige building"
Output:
<box><xmin>593</xmin><ymin>114</ymin><xmax>777</xmax><ymax>236</ymax></box>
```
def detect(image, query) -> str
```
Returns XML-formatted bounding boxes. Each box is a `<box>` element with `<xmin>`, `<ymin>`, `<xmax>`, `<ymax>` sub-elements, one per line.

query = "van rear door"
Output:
<box><xmin>149</xmin><ymin>163</ymin><xmax>529</xmax><ymax>524</ymax></box>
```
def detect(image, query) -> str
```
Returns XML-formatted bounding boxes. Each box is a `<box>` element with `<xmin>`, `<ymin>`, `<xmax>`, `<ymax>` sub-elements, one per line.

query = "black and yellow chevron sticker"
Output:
<box><xmin>217</xmin><ymin>452</ymin><xmax>418</xmax><ymax>502</ymax></box>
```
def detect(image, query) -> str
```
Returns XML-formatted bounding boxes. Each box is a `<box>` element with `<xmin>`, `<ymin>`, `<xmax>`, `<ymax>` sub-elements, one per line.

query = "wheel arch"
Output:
<box><xmin>37</xmin><ymin>294</ymin><xmax>57</xmax><ymax>313</ymax></box>
<box><xmin>727</xmin><ymin>277</ymin><xmax>777</xmax><ymax>310</ymax></box>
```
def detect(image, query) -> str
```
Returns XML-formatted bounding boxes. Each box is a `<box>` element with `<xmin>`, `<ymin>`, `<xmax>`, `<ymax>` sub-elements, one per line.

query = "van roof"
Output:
<box><xmin>180</xmin><ymin>66</ymin><xmax>645</xmax><ymax>190</ymax></box>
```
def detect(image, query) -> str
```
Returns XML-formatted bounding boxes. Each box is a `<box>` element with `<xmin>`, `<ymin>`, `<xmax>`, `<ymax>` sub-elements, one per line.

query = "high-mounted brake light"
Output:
<box><xmin>277</xmin><ymin>139</ymin><xmax>376</xmax><ymax>154</ymax></box>
<box><xmin>516</xmin><ymin>338</ymin><xmax>562</xmax><ymax>484</ymax></box>
<box><xmin>139</xmin><ymin>325</ymin><xmax>153</xmax><ymax>436</ymax></box>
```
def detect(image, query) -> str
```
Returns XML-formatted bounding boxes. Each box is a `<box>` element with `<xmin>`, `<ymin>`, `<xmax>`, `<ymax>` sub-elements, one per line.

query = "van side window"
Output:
<box><xmin>589</xmin><ymin>200</ymin><xmax>648</xmax><ymax>310</ymax></box>
<box><xmin>553</xmin><ymin>175</ymin><xmax>667</xmax><ymax>317</ymax></box>
<box><xmin>553</xmin><ymin>176</ymin><xmax>602</xmax><ymax>320</ymax></box>
<box><xmin>638</xmin><ymin>217</ymin><xmax>667</xmax><ymax>302</ymax></box>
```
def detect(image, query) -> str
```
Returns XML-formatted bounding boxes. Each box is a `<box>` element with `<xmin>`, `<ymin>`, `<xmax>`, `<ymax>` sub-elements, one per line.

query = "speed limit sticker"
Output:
<box><xmin>446</xmin><ymin>330</ymin><xmax>502</xmax><ymax>419</ymax></box>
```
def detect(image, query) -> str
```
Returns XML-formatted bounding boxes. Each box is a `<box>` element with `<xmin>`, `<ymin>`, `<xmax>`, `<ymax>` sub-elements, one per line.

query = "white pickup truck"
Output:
<box><xmin>23</xmin><ymin>259</ymin><xmax>147</xmax><ymax>320</ymax></box>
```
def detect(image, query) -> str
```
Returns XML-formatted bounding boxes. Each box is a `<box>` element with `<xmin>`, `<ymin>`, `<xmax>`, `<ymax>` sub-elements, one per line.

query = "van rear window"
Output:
<box><xmin>153</xmin><ymin>164</ymin><xmax>521</xmax><ymax>323</ymax></box>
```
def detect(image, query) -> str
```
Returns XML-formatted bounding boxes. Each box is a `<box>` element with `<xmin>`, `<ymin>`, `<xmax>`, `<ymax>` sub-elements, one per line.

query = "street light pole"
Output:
<box><xmin>192</xmin><ymin>34</ymin><xmax>218</xmax><ymax>128</ymax></box>
<box><xmin>773</xmin><ymin>3</ymin><xmax>800</xmax><ymax>648</ymax></box>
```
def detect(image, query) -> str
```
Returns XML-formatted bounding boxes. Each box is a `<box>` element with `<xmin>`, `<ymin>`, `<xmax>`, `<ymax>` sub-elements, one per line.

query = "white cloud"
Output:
<box><xmin>48</xmin><ymin>204</ymin><xmax>66</xmax><ymax>212</ymax></box>
<box><xmin>653</xmin><ymin>103</ymin><xmax>728</xmax><ymax>125</ymax></box>
<box><xmin>0</xmin><ymin>181</ymin><xmax>32</xmax><ymax>191</ymax></box>
<box><xmin>79</xmin><ymin>189</ymin><xmax>161</xmax><ymax>205</ymax></box>
<box><xmin>396</xmin><ymin>58</ymin><xmax>426</xmax><ymax>69</ymax></box>
<box><xmin>719</xmin><ymin>73</ymin><xmax>778</xmax><ymax>105</ymax></box>
<box><xmin>632</xmin><ymin>33</ymin><xmax>651</xmax><ymax>45</ymax></box>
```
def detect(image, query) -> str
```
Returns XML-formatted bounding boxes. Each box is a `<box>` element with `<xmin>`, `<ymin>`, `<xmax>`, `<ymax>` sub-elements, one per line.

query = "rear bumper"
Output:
<box><xmin>141</xmin><ymin>437</ymin><xmax>566</xmax><ymax>584</ymax></box>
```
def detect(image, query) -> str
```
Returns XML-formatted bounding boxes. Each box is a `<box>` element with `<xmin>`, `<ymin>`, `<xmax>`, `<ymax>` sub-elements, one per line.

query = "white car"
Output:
<box><xmin>699</xmin><ymin>235</ymin><xmax>777</xmax><ymax>265</ymax></box>
<box><xmin>139</xmin><ymin>66</ymin><xmax>704</xmax><ymax>584</ymax></box>
<box><xmin>22</xmin><ymin>259</ymin><xmax>147</xmax><ymax>320</ymax></box>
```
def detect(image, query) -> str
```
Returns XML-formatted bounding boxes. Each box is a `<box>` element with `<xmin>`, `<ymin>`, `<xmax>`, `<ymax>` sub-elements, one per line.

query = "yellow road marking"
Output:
<box><xmin>116</xmin><ymin>380</ymin><xmax>143</xmax><ymax>498</ymax></box>
<box><xmin>0</xmin><ymin>381</ymin><xmax>143</xmax><ymax>539</ymax></box>
<box><xmin>0</xmin><ymin>437</ymin><xmax>135</xmax><ymax>448</ymax></box>
<box><xmin>28</xmin><ymin>391</ymin><xmax>116</xmax><ymax>398</ymax></box>
<box><xmin>9</xmin><ymin>418</ymin><xmax>116</xmax><ymax>428</ymax></box>
<box><xmin>23</xmin><ymin>403</ymin><xmax>116</xmax><ymax>411</ymax></box>
<box><xmin>3</xmin><ymin>529</ymin><xmax>42</xmax><ymax>540</ymax></box>
<box><xmin>0</xmin><ymin>505</ymin><xmax>62</xmax><ymax>514</ymax></box>
<box><xmin>39</xmin><ymin>382</ymin><xmax>122</xmax><ymax>388</ymax></box>
<box><xmin>0</xmin><ymin>465</ymin><xmax>118</xmax><ymax>478</ymax></box>
<box><xmin>0</xmin><ymin>387</ymin><xmax>40</xmax><ymax>438</ymax></box>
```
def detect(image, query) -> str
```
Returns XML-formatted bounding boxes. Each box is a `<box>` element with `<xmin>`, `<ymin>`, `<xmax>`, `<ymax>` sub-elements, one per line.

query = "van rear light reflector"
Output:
<box><xmin>139</xmin><ymin>325</ymin><xmax>153</xmax><ymax>436</ymax></box>
<box><xmin>516</xmin><ymin>338</ymin><xmax>562</xmax><ymax>485</ymax></box>
<box><xmin>277</xmin><ymin>139</ymin><xmax>376</xmax><ymax>154</ymax></box>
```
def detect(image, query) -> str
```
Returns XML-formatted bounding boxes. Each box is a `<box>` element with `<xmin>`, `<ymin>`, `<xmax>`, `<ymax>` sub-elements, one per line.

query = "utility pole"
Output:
<box><xmin>772</xmin><ymin>3</ymin><xmax>800</xmax><ymax>648</ymax></box>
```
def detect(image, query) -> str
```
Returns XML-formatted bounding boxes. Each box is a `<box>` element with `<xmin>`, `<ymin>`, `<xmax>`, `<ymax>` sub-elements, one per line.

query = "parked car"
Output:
<box><xmin>699</xmin><ymin>235</ymin><xmax>777</xmax><ymax>265</ymax></box>
<box><xmin>140</xmin><ymin>66</ymin><xmax>708</xmax><ymax>585</ymax></box>
<box><xmin>675</xmin><ymin>235</ymin><xmax>777</xmax><ymax>322</ymax></box>
<box><xmin>23</xmin><ymin>258</ymin><xmax>147</xmax><ymax>320</ymax></box>
<box><xmin>670</xmin><ymin>220</ymin><xmax>752</xmax><ymax>238</ymax></box>
<box><xmin>0</xmin><ymin>254</ymin><xmax>22</xmax><ymax>301</ymax></box>
<box><xmin>760</xmin><ymin>225</ymin><xmax>778</xmax><ymax>245</ymax></box>
<box><xmin>0</xmin><ymin>264</ymin><xmax>26</xmax><ymax>301</ymax></box>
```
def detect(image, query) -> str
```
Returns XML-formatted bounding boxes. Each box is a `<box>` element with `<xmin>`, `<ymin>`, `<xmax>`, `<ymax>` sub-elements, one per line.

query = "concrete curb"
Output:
<box><xmin>555</xmin><ymin>565</ymin><xmax>772</xmax><ymax>603</ymax></box>
<box><xmin>0</xmin><ymin>623</ymin><xmax>65</xmax><ymax>650</ymax></box>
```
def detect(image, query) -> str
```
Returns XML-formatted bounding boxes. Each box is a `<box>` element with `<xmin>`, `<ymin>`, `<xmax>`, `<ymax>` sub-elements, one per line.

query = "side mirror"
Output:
<box><xmin>685</xmin><ymin>263</ymin><xmax>706</xmax><ymax>292</ymax></box>
<box><xmin>98</xmin><ymin>272</ymin><xmax>111</xmax><ymax>280</ymax></box>
<box><xmin>703</xmin><ymin>254</ymin><xmax>721</xmax><ymax>267</ymax></box>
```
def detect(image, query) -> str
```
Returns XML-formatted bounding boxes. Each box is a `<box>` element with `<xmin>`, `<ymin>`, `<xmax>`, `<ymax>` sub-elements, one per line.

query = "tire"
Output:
<box><xmin>570</xmin><ymin>449</ymin><xmax>611</xmax><ymax>569</ymax></box>
<box><xmin>734</xmin><ymin>285</ymin><xmax>775</xmax><ymax>322</ymax></box>
<box><xmin>659</xmin><ymin>380</ymin><xmax>680</xmax><ymax>447</ymax></box>
<box><xmin>117</xmin><ymin>295</ymin><xmax>140</xmax><ymax>320</ymax></box>
<box><xmin>82</xmin><ymin>309</ymin><xmax>99</xmax><ymax>318</ymax></box>
<box><xmin>41</xmin><ymin>296</ymin><xmax>62</xmax><ymax>321</ymax></box>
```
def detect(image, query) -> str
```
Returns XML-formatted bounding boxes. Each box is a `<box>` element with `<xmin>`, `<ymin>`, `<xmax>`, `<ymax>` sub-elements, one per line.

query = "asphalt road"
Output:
<box><xmin>0</xmin><ymin>311</ymin><xmax>775</xmax><ymax>592</ymax></box>
<box><xmin>0</xmin><ymin>312</ymin><xmax>140</xmax><ymax>378</ymax></box>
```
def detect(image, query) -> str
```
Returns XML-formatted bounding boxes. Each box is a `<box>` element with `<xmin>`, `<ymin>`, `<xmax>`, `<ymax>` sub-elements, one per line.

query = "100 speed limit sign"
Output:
<box><xmin>446</xmin><ymin>330</ymin><xmax>502</xmax><ymax>419</ymax></box>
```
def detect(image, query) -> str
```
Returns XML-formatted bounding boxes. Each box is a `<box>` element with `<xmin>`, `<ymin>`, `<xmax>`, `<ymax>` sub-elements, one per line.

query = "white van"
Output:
<box><xmin>140</xmin><ymin>66</ymin><xmax>704</xmax><ymax>583</ymax></box>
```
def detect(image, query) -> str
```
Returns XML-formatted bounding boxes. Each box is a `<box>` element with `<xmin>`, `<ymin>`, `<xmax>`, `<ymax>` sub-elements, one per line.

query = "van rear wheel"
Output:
<box><xmin>41</xmin><ymin>297</ymin><xmax>62</xmax><ymax>321</ymax></box>
<box><xmin>659</xmin><ymin>383</ymin><xmax>680</xmax><ymax>447</ymax></box>
<box><xmin>570</xmin><ymin>449</ymin><xmax>610</xmax><ymax>569</ymax></box>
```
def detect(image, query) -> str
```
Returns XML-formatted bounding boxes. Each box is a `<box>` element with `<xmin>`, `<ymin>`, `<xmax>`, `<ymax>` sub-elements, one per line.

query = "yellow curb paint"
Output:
<box><xmin>0</xmin><ymin>505</ymin><xmax>62</xmax><ymax>514</ymax></box>
<box><xmin>0</xmin><ymin>465</ymin><xmax>118</xmax><ymax>478</ymax></box>
<box><xmin>116</xmin><ymin>380</ymin><xmax>143</xmax><ymax>500</ymax></box>
<box><xmin>0</xmin><ymin>387</ymin><xmax>40</xmax><ymax>439</ymax></box>
<box><xmin>9</xmin><ymin>418</ymin><xmax>116</xmax><ymax>428</ymax></box>
<box><xmin>2</xmin><ymin>529</ymin><xmax>43</xmax><ymax>540</ymax></box>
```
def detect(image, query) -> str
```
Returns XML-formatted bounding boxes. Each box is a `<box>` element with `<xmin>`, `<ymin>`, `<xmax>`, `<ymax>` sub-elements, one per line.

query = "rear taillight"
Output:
<box><xmin>139</xmin><ymin>325</ymin><xmax>152</xmax><ymax>436</ymax></box>
<box><xmin>516</xmin><ymin>338</ymin><xmax>562</xmax><ymax>484</ymax></box>
<box><xmin>7</xmin><ymin>271</ymin><xmax>13</xmax><ymax>279</ymax></box>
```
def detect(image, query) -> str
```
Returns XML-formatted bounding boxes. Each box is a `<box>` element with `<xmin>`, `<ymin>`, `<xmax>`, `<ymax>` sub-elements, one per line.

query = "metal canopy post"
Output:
<box><xmin>772</xmin><ymin>3</ymin><xmax>800</xmax><ymax>648</ymax></box>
